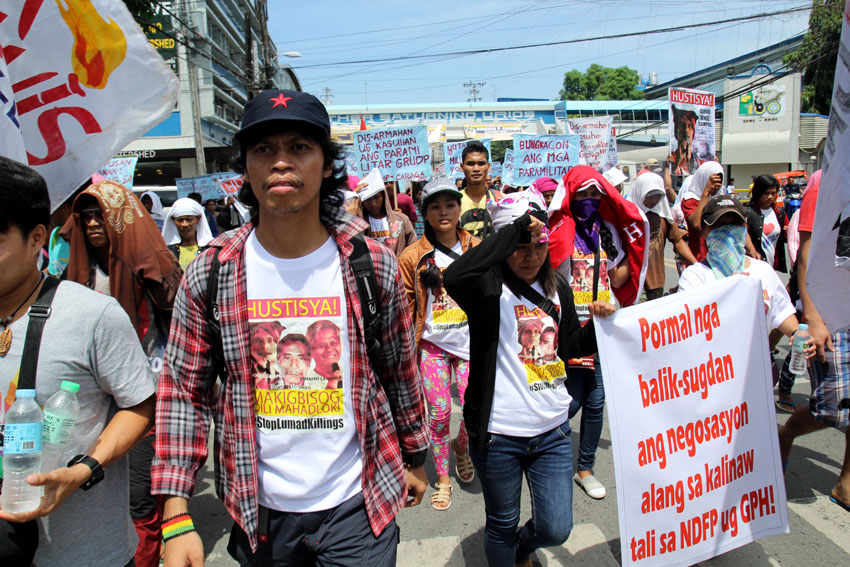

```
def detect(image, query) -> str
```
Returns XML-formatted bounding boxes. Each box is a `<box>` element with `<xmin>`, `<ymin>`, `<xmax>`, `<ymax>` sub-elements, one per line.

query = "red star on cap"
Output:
<box><xmin>270</xmin><ymin>94</ymin><xmax>292</xmax><ymax>108</ymax></box>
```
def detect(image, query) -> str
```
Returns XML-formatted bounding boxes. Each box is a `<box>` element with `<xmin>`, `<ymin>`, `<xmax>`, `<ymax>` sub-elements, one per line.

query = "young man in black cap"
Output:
<box><xmin>152</xmin><ymin>90</ymin><xmax>429</xmax><ymax>566</ymax></box>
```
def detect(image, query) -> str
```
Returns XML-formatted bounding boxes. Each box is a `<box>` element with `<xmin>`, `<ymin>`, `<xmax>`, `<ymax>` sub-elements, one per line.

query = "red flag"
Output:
<box><xmin>360</xmin><ymin>115</ymin><xmax>367</xmax><ymax>130</ymax></box>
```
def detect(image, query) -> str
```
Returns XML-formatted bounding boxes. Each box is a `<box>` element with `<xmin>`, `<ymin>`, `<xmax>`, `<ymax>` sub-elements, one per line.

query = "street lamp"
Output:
<box><xmin>281</xmin><ymin>51</ymin><xmax>302</xmax><ymax>58</ymax></box>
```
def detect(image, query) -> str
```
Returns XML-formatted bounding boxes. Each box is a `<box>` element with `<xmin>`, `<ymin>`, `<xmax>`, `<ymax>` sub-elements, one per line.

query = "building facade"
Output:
<box><xmin>123</xmin><ymin>0</ymin><xmax>299</xmax><ymax>191</ymax></box>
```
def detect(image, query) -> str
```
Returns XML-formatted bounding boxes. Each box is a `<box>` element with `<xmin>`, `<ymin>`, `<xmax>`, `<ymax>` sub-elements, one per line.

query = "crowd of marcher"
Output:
<box><xmin>0</xmin><ymin>89</ymin><xmax>846</xmax><ymax>567</ymax></box>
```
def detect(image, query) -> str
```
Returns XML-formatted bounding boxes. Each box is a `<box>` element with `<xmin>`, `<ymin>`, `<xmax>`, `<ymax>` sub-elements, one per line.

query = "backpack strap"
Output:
<box><xmin>206</xmin><ymin>247</ymin><xmax>227</xmax><ymax>383</ymax></box>
<box><xmin>349</xmin><ymin>234</ymin><xmax>382</xmax><ymax>364</ymax></box>
<box><xmin>18</xmin><ymin>277</ymin><xmax>61</xmax><ymax>390</ymax></box>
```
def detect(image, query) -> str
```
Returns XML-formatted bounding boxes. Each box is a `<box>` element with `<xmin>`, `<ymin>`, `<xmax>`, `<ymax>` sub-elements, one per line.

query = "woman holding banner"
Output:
<box><xmin>546</xmin><ymin>165</ymin><xmax>649</xmax><ymax>500</ymax></box>
<box><xmin>399</xmin><ymin>177</ymin><xmax>480</xmax><ymax>511</ymax></box>
<box><xmin>443</xmin><ymin>188</ymin><xmax>614</xmax><ymax>567</ymax></box>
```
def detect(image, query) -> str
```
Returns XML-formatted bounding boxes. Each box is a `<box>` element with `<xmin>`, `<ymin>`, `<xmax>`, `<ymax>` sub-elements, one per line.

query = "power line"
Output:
<box><xmin>292</xmin><ymin>4</ymin><xmax>814</xmax><ymax>69</ymax></box>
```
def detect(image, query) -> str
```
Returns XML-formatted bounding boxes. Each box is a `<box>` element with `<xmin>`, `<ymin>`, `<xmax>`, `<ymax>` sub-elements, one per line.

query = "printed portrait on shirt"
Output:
<box><xmin>513</xmin><ymin>304</ymin><xmax>567</xmax><ymax>392</ymax></box>
<box><xmin>248</xmin><ymin>297</ymin><xmax>347</xmax><ymax>434</ymax></box>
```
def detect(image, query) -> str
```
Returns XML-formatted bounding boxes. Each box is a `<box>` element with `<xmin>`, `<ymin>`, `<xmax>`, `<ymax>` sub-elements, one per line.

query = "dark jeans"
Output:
<box><xmin>227</xmin><ymin>493</ymin><xmax>398</xmax><ymax>567</ymax></box>
<box><xmin>567</xmin><ymin>365</ymin><xmax>605</xmax><ymax>472</ymax></box>
<box><xmin>469</xmin><ymin>422</ymin><xmax>574</xmax><ymax>567</ymax></box>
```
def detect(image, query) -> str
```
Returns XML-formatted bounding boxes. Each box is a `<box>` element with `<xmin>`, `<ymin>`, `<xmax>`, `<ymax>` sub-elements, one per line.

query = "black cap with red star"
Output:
<box><xmin>236</xmin><ymin>89</ymin><xmax>330</xmax><ymax>141</ymax></box>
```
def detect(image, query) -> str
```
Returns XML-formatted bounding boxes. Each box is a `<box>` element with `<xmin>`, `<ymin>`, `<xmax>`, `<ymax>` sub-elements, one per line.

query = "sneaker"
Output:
<box><xmin>574</xmin><ymin>472</ymin><xmax>606</xmax><ymax>499</ymax></box>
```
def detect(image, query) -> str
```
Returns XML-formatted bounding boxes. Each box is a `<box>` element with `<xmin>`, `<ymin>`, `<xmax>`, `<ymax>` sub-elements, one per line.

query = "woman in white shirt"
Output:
<box><xmin>443</xmin><ymin>190</ymin><xmax>614</xmax><ymax>567</ymax></box>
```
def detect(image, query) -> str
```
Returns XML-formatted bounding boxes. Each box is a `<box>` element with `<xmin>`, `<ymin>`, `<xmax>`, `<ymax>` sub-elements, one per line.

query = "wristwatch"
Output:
<box><xmin>67</xmin><ymin>455</ymin><xmax>104</xmax><ymax>491</ymax></box>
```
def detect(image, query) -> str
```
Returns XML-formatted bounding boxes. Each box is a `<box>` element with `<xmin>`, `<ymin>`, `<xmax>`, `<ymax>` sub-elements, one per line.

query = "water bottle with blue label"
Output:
<box><xmin>1</xmin><ymin>389</ymin><xmax>43</xmax><ymax>514</ymax></box>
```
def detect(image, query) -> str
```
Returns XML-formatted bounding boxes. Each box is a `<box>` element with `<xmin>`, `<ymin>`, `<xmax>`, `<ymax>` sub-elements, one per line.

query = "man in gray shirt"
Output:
<box><xmin>0</xmin><ymin>156</ymin><xmax>156</xmax><ymax>566</ymax></box>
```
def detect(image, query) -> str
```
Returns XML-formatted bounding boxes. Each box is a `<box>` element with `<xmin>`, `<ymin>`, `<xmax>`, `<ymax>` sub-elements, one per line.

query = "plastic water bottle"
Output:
<box><xmin>789</xmin><ymin>324</ymin><xmax>810</xmax><ymax>376</ymax></box>
<box><xmin>41</xmin><ymin>381</ymin><xmax>80</xmax><ymax>472</ymax></box>
<box><xmin>1</xmin><ymin>389</ymin><xmax>43</xmax><ymax>514</ymax></box>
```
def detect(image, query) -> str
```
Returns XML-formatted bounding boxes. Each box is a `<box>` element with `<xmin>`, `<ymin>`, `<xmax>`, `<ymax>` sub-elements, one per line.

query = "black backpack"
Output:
<box><xmin>205</xmin><ymin>233</ymin><xmax>381</xmax><ymax>382</ymax></box>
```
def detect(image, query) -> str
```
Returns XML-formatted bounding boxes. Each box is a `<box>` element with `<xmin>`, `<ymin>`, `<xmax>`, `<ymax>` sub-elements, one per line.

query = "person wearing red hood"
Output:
<box><xmin>547</xmin><ymin>165</ymin><xmax>650</xmax><ymax>501</ymax></box>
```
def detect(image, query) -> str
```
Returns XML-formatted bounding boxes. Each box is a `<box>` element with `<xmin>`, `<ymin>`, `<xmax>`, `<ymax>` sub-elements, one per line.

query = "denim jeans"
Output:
<box><xmin>567</xmin><ymin>365</ymin><xmax>605</xmax><ymax>472</ymax></box>
<box><xmin>469</xmin><ymin>421</ymin><xmax>574</xmax><ymax>567</ymax></box>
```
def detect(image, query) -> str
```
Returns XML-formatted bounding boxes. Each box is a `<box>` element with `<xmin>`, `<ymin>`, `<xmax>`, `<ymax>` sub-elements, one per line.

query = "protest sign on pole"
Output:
<box><xmin>668</xmin><ymin>88</ymin><xmax>715</xmax><ymax>176</ymax></box>
<box><xmin>596</xmin><ymin>275</ymin><xmax>789</xmax><ymax>567</ymax></box>
<box><xmin>490</xmin><ymin>161</ymin><xmax>503</xmax><ymax>177</ymax></box>
<box><xmin>176</xmin><ymin>173</ymin><xmax>242</xmax><ymax>202</ymax></box>
<box><xmin>512</xmin><ymin>134</ymin><xmax>580</xmax><ymax>186</ymax></box>
<box><xmin>569</xmin><ymin>116</ymin><xmax>613</xmax><ymax>170</ymax></box>
<box><xmin>606</xmin><ymin>125</ymin><xmax>619</xmax><ymax>170</ymax></box>
<box><xmin>502</xmin><ymin>149</ymin><xmax>515</xmax><ymax>186</ymax></box>
<box><xmin>96</xmin><ymin>156</ymin><xmax>138</xmax><ymax>189</ymax></box>
<box><xmin>353</xmin><ymin>125</ymin><xmax>432</xmax><ymax>181</ymax></box>
<box><xmin>0</xmin><ymin>1</ymin><xmax>179</xmax><ymax>211</ymax></box>
<box><xmin>807</xmin><ymin>0</ymin><xmax>850</xmax><ymax>333</ymax></box>
<box><xmin>443</xmin><ymin>138</ymin><xmax>492</xmax><ymax>180</ymax></box>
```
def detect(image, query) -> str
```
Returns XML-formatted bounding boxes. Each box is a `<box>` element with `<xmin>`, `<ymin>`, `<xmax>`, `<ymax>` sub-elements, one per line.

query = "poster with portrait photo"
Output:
<box><xmin>513</xmin><ymin>303</ymin><xmax>566</xmax><ymax>392</ymax></box>
<box><xmin>248</xmin><ymin>297</ymin><xmax>347</xmax><ymax>434</ymax></box>
<box><xmin>668</xmin><ymin>88</ymin><xmax>715</xmax><ymax>175</ymax></box>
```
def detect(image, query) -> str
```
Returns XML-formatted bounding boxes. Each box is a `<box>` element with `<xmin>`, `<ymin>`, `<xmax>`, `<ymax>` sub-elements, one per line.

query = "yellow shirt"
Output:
<box><xmin>178</xmin><ymin>244</ymin><xmax>200</xmax><ymax>270</ymax></box>
<box><xmin>459</xmin><ymin>189</ymin><xmax>495</xmax><ymax>239</ymax></box>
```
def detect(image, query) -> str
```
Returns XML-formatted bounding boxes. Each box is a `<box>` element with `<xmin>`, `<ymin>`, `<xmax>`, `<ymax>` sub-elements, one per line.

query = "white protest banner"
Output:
<box><xmin>512</xmin><ymin>134</ymin><xmax>580</xmax><ymax>186</ymax></box>
<box><xmin>596</xmin><ymin>275</ymin><xmax>788</xmax><ymax>567</ymax></box>
<box><xmin>0</xmin><ymin>0</ymin><xmax>179</xmax><ymax>211</ymax></box>
<box><xmin>606</xmin><ymin>125</ymin><xmax>619</xmax><ymax>170</ymax></box>
<box><xmin>444</xmin><ymin>138</ymin><xmax>492</xmax><ymax>180</ymax></box>
<box><xmin>502</xmin><ymin>149</ymin><xmax>515</xmax><ymax>185</ymax></box>
<box><xmin>354</xmin><ymin>125</ymin><xmax>432</xmax><ymax>181</ymax></box>
<box><xmin>807</xmin><ymin>0</ymin><xmax>850</xmax><ymax>333</ymax></box>
<box><xmin>569</xmin><ymin>116</ymin><xmax>613</xmax><ymax>170</ymax></box>
<box><xmin>96</xmin><ymin>156</ymin><xmax>138</xmax><ymax>189</ymax></box>
<box><xmin>669</xmin><ymin>88</ymin><xmax>715</xmax><ymax>176</ymax></box>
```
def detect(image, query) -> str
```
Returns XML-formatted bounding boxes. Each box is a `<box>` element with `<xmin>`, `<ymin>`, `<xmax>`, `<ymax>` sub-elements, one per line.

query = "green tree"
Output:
<box><xmin>784</xmin><ymin>0</ymin><xmax>842</xmax><ymax>114</ymax></box>
<box><xmin>559</xmin><ymin>64</ymin><xmax>643</xmax><ymax>101</ymax></box>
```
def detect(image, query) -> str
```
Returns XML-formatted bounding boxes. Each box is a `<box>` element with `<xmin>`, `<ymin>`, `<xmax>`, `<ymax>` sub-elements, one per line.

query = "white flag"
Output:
<box><xmin>0</xmin><ymin>0</ymin><xmax>179</xmax><ymax>210</ymax></box>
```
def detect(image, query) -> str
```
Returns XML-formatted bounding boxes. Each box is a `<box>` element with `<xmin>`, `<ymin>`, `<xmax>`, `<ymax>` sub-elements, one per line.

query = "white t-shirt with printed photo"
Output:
<box><xmin>488</xmin><ymin>281</ymin><xmax>572</xmax><ymax>437</ymax></box>
<box><xmin>368</xmin><ymin>216</ymin><xmax>391</xmax><ymax>243</ymax></box>
<box><xmin>245</xmin><ymin>231</ymin><xmax>362</xmax><ymax>513</ymax></box>
<box><xmin>421</xmin><ymin>241</ymin><xmax>469</xmax><ymax>360</ymax></box>
<box><xmin>677</xmin><ymin>258</ymin><xmax>796</xmax><ymax>331</ymax></box>
<box><xmin>556</xmin><ymin>220</ymin><xmax>625</xmax><ymax>321</ymax></box>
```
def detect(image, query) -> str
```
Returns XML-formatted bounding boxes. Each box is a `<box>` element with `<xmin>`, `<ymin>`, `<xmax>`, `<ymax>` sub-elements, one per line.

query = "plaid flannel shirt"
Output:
<box><xmin>152</xmin><ymin>204</ymin><xmax>428</xmax><ymax>551</ymax></box>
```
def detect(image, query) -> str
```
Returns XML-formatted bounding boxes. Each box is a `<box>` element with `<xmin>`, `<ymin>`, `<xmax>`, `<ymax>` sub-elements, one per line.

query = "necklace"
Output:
<box><xmin>0</xmin><ymin>274</ymin><xmax>45</xmax><ymax>357</ymax></box>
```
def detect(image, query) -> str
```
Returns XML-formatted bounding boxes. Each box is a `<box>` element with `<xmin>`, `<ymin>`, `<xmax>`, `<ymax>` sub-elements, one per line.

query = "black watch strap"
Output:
<box><xmin>67</xmin><ymin>454</ymin><xmax>104</xmax><ymax>491</ymax></box>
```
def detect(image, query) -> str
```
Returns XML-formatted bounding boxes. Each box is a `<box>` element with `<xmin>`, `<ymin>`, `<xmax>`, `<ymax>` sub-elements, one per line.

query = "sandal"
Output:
<box><xmin>431</xmin><ymin>483</ymin><xmax>452</xmax><ymax>511</ymax></box>
<box><xmin>775</xmin><ymin>398</ymin><xmax>796</xmax><ymax>413</ymax></box>
<box><xmin>452</xmin><ymin>438</ymin><xmax>475</xmax><ymax>484</ymax></box>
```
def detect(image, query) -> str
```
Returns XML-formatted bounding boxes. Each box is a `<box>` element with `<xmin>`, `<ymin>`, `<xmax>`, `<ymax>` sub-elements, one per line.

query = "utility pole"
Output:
<box><xmin>181</xmin><ymin>0</ymin><xmax>206</xmax><ymax>175</ymax></box>
<box><xmin>321</xmin><ymin>87</ymin><xmax>333</xmax><ymax>105</ymax></box>
<box><xmin>465</xmin><ymin>81</ymin><xmax>485</xmax><ymax>102</ymax></box>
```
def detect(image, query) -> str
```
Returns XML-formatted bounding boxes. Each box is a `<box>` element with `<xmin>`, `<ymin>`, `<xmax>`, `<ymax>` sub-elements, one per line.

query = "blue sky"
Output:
<box><xmin>269</xmin><ymin>0</ymin><xmax>811</xmax><ymax>106</ymax></box>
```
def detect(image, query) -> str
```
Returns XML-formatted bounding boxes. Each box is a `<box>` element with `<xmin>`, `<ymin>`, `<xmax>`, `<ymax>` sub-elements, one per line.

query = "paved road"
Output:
<box><xmin>193</xmin><ymin>257</ymin><xmax>850</xmax><ymax>566</ymax></box>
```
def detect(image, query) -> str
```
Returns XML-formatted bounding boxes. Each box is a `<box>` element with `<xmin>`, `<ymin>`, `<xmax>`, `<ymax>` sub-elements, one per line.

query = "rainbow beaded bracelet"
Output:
<box><xmin>162</xmin><ymin>513</ymin><xmax>196</xmax><ymax>543</ymax></box>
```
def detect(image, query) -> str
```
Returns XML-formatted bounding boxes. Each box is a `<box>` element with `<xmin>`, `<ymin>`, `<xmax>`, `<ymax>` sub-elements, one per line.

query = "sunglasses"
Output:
<box><xmin>80</xmin><ymin>208</ymin><xmax>105</xmax><ymax>224</ymax></box>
